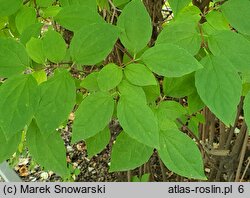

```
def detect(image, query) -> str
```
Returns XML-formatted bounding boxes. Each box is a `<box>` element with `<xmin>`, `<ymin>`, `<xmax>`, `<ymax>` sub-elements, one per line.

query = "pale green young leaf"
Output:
<box><xmin>110</xmin><ymin>132</ymin><xmax>153</xmax><ymax>172</ymax></box>
<box><xmin>208</xmin><ymin>30</ymin><xmax>250</xmax><ymax>73</ymax></box>
<box><xmin>97</xmin><ymin>63</ymin><xmax>123</xmax><ymax>91</ymax></box>
<box><xmin>43</xmin><ymin>29</ymin><xmax>67</xmax><ymax>63</ymax></box>
<box><xmin>117</xmin><ymin>0</ymin><xmax>152</xmax><ymax>54</ymax></box>
<box><xmin>0</xmin><ymin>38</ymin><xmax>29</xmax><ymax>78</ymax></box>
<box><xmin>141</xmin><ymin>44</ymin><xmax>202</xmax><ymax>77</ymax></box>
<box><xmin>70</xmin><ymin>23</ymin><xmax>119</xmax><ymax>65</ymax></box>
<box><xmin>26</xmin><ymin>120</ymin><xmax>68</xmax><ymax>177</ymax></box>
<box><xmin>0</xmin><ymin>75</ymin><xmax>39</xmax><ymax>137</ymax></box>
<box><xmin>54</xmin><ymin>5</ymin><xmax>103</xmax><ymax>31</ymax></box>
<box><xmin>168</xmin><ymin>0</ymin><xmax>191</xmax><ymax>15</ymax></box>
<box><xmin>0</xmin><ymin>127</ymin><xmax>21</xmax><ymax>163</ymax></box>
<box><xmin>0</xmin><ymin>0</ymin><xmax>22</xmax><ymax>17</ymax></box>
<box><xmin>156</xmin><ymin>21</ymin><xmax>201</xmax><ymax>56</ymax></box>
<box><xmin>35</xmin><ymin>69</ymin><xmax>76</xmax><ymax>135</ymax></box>
<box><xmin>163</xmin><ymin>73</ymin><xmax>195</xmax><ymax>98</ymax></box>
<box><xmin>124</xmin><ymin>63</ymin><xmax>157</xmax><ymax>86</ymax></box>
<box><xmin>72</xmin><ymin>92</ymin><xmax>114</xmax><ymax>142</ymax></box>
<box><xmin>221</xmin><ymin>0</ymin><xmax>250</xmax><ymax>35</ymax></box>
<box><xmin>26</xmin><ymin>37</ymin><xmax>46</xmax><ymax>64</ymax></box>
<box><xmin>15</xmin><ymin>6</ymin><xmax>37</xmax><ymax>34</ymax></box>
<box><xmin>32</xmin><ymin>70</ymin><xmax>47</xmax><ymax>85</ymax></box>
<box><xmin>158</xmin><ymin>122</ymin><xmax>206</xmax><ymax>180</ymax></box>
<box><xmin>80</xmin><ymin>72</ymin><xmax>100</xmax><ymax>92</ymax></box>
<box><xmin>85</xmin><ymin>127</ymin><xmax>111</xmax><ymax>158</ymax></box>
<box><xmin>117</xmin><ymin>97</ymin><xmax>159</xmax><ymax>148</ymax></box>
<box><xmin>195</xmin><ymin>56</ymin><xmax>242</xmax><ymax>126</ymax></box>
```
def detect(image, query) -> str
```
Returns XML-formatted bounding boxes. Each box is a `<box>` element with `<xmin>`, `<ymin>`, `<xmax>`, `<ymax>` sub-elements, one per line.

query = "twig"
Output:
<box><xmin>240</xmin><ymin>157</ymin><xmax>250</xmax><ymax>182</ymax></box>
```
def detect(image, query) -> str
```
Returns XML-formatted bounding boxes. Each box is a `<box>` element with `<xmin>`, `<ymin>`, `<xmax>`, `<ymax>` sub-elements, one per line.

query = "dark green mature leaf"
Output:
<box><xmin>163</xmin><ymin>73</ymin><xmax>196</xmax><ymax>98</ymax></box>
<box><xmin>244</xmin><ymin>92</ymin><xmax>250</xmax><ymax>135</ymax></box>
<box><xmin>188</xmin><ymin>91</ymin><xmax>205</xmax><ymax>114</ymax></box>
<box><xmin>0</xmin><ymin>127</ymin><xmax>21</xmax><ymax>163</ymax></box>
<box><xmin>156</xmin><ymin>21</ymin><xmax>201</xmax><ymax>56</ymax></box>
<box><xmin>15</xmin><ymin>6</ymin><xmax>37</xmax><ymax>34</ymax></box>
<box><xmin>156</xmin><ymin>101</ymin><xmax>186</xmax><ymax>130</ymax></box>
<box><xmin>117</xmin><ymin>0</ymin><xmax>152</xmax><ymax>54</ymax></box>
<box><xmin>208</xmin><ymin>30</ymin><xmax>250</xmax><ymax>72</ymax></box>
<box><xmin>221</xmin><ymin>0</ymin><xmax>250</xmax><ymax>35</ymax></box>
<box><xmin>0</xmin><ymin>0</ymin><xmax>22</xmax><ymax>17</ymax></box>
<box><xmin>113</xmin><ymin>0</ymin><xmax>131</xmax><ymax>7</ymax></box>
<box><xmin>0</xmin><ymin>75</ymin><xmax>39</xmax><ymax>137</ymax></box>
<box><xmin>85</xmin><ymin>127</ymin><xmax>111</xmax><ymax>158</ymax></box>
<box><xmin>0</xmin><ymin>38</ymin><xmax>29</xmax><ymax>78</ymax></box>
<box><xmin>54</xmin><ymin>5</ymin><xmax>103</xmax><ymax>31</ymax></box>
<box><xmin>72</xmin><ymin>92</ymin><xmax>114</xmax><ymax>142</ymax></box>
<box><xmin>26</xmin><ymin>38</ymin><xmax>46</xmax><ymax>64</ymax></box>
<box><xmin>35</xmin><ymin>69</ymin><xmax>76</xmax><ymax>135</ymax></box>
<box><xmin>118</xmin><ymin>80</ymin><xmax>147</xmax><ymax>104</ymax></box>
<box><xmin>124</xmin><ymin>63</ymin><xmax>157</xmax><ymax>86</ymax></box>
<box><xmin>20</xmin><ymin>23</ymin><xmax>43</xmax><ymax>45</ymax></box>
<box><xmin>195</xmin><ymin>56</ymin><xmax>242</xmax><ymax>126</ymax></box>
<box><xmin>141</xmin><ymin>44</ymin><xmax>202</xmax><ymax>77</ymax></box>
<box><xmin>70</xmin><ymin>23</ymin><xmax>119</xmax><ymax>65</ymax></box>
<box><xmin>168</xmin><ymin>0</ymin><xmax>191</xmax><ymax>15</ymax></box>
<box><xmin>26</xmin><ymin>120</ymin><xmax>68</xmax><ymax>177</ymax></box>
<box><xmin>143</xmin><ymin>84</ymin><xmax>160</xmax><ymax>103</ymax></box>
<box><xmin>80</xmin><ymin>72</ymin><xmax>100</xmax><ymax>92</ymax></box>
<box><xmin>97</xmin><ymin>63</ymin><xmax>123</xmax><ymax>91</ymax></box>
<box><xmin>110</xmin><ymin>132</ymin><xmax>153</xmax><ymax>172</ymax></box>
<box><xmin>117</xmin><ymin>97</ymin><xmax>159</xmax><ymax>148</ymax></box>
<box><xmin>158</xmin><ymin>122</ymin><xmax>206</xmax><ymax>180</ymax></box>
<box><xmin>43</xmin><ymin>29</ymin><xmax>67</xmax><ymax>63</ymax></box>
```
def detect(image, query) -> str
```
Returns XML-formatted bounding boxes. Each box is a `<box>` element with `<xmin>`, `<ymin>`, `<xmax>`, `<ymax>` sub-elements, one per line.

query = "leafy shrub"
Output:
<box><xmin>0</xmin><ymin>0</ymin><xmax>249</xmax><ymax>180</ymax></box>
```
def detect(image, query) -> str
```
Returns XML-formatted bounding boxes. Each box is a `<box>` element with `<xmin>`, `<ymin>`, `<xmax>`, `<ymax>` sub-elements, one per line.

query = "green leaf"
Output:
<box><xmin>117</xmin><ymin>96</ymin><xmax>159</xmax><ymax>148</ymax></box>
<box><xmin>43</xmin><ymin>29</ymin><xmax>66</xmax><ymax>63</ymax></box>
<box><xmin>124</xmin><ymin>63</ymin><xmax>157</xmax><ymax>86</ymax></box>
<box><xmin>97</xmin><ymin>63</ymin><xmax>123</xmax><ymax>91</ymax></box>
<box><xmin>114</xmin><ymin>0</ymin><xmax>131</xmax><ymax>7</ymax></box>
<box><xmin>26</xmin><ymin>120</ymin><xmax>68</xmax><ymax>177</ymax></box>
<box><xmin>26</xmin><ymin>37</ymin><xmax>46</xmax><ymax>64</ymax></box>
<box><xmin>15</xmin><ymin>6</ymin><xmax>37</xmax><ymax>34</ymax></box>
<box><xmin>117</xmin><ymin>0</ymin><xmax>152</xmax><ymax>54</ymax></box>
<box><xmin>37</xmin><ymin>0</ymin><xmax>54</xmax><ymax>7</ymax></box>
<box><xmin>85</xmin><ymin>127</ymin><xmax>110</xmax><ymax>158</ymax></box>
<box><xmin>168</xmin><ymin>0</ymin><xmax>191</xmax><ymax>15</ymax></box>
<box><xmin>70</xmin><ymin>23</ymin><xmax>119</xmax><ymax>65</ymax></box>
<box><xmin>221</xmin><ymin>0</ymin><xmax>250</xmax><ymax>35</ymax></box>
<box><xmin>143</xmin><ymin>84</ymin><xmax>160</xmax><ymax>103</ymax></box>
<box><xmin>208</xmin><ymin>30</ymin><xmax>250</xmax><ymax>73</ymax></box>
<box><xmin>244</xmin><ymin>92</ymin><xmax>250</xmax><ymax>135</ymax></box>
<box><xmin>0</xmin><ymin>75</ymin><xmax>39</xmax><ymax>137</ymax></box>
<box><xmin>35</xmin><ymin>69</ymin><xmax>76</xmax><ymax>135</ymax></box>
<box><xmin>156</xmin><ymin>101</ymin><xmax>186</xmax><ymax>130</ymax></box>
<box><xmin>195</xmin><ymin>56</ymin><xmax>242</xmax><ymax>126</ymax></box>
<box><xmin>118</xmin><ymin>80</ymin><xmax>147</xmax><ymax>104</ymax></box>
<box><xmin>158</xmin><ymin>122</ymin><xmax>206</xmax><ymax>180</ymax></box>
<box><xmin>156</xmin><ymin>21</ymin><xmax>201</xmax><ymax>56</ymax></box>
<box><xmin>54</xmin><ymin>5</ymin><xmax>103</xmax><ymax>31</ymax></box>
<box><xmin>59</xmin><ymin>0</ymin><xmax>97</xmax><ymax>8</ymax></box>
<box><xmin>42</xmin><ymin>6</ymin><xmax>62</xmax><ymax>18</ymax></box>
<box><xmin>204</xmin><ymin>10</ymin><xmax>229</xmax><ymax>32</ymax></box>
<box><xmin>0</xmin><ymin>38</ymin><xmax>29</xmax><ymax>78</ymax></box>
<box><xmin>80</xmin><ymin>72</ymin><xmax>100</xmax><ymax>92</ymax></box>
<box><xmin>0</xmin><ymin>0</ymin><xmax>22</xmax><ymax>17</ymax></box>
<box><xmin>110</xmin><ymin>132</ymin><xmax>153</xmax><ymax>172</ymax></box>
<box><xmin>188</xmin><ymin>91</ymin><xmax>205</xmax><ymax>114</ymax></box>
<box><xmin>141</xmin><ymin>44</ymin><xmax>202</xmax><ymax>77</ymax></box>
<box><xmin>0</xmin><ymin>127</ymin><xmax>21</xmax><ymax>163</ymax></box>
<box><xmin>163</xmin><ymin>73</ymin><xmax>195</xmax><ymax>98</ymax></box>
<box><xmin>20</xmin><ymin>23</ymin><xmax>43</xmax><ymax>45</ymax></box>
<box><xmin>72</xmin><ymin>92</ymin><xmax>114</xmax><ymax>142</ymax></box>
<box><xmin>32</xmin><ymin>70</ymin><xmax>47</xmax><ymax>85</ymax></box>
